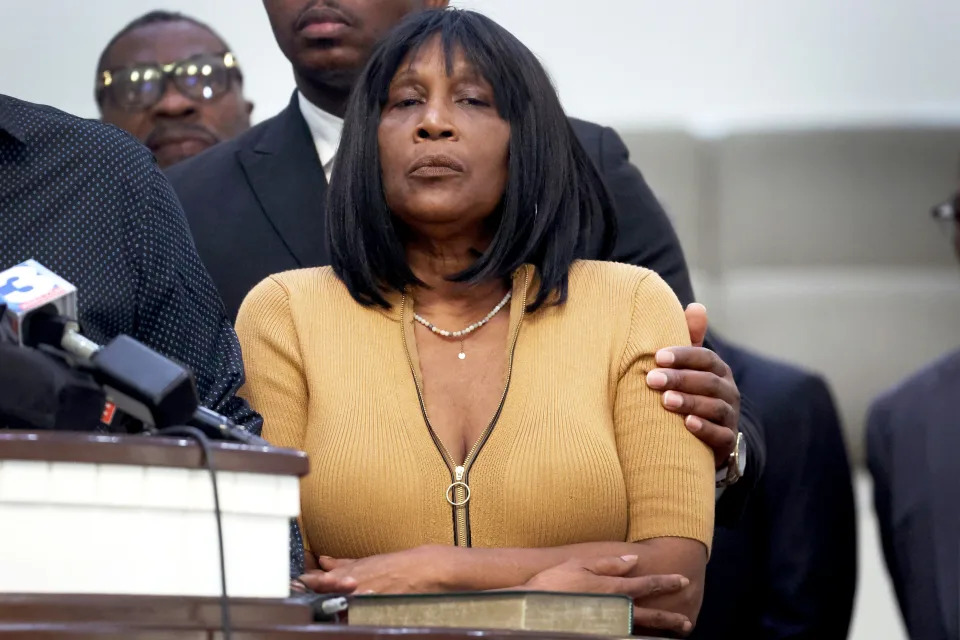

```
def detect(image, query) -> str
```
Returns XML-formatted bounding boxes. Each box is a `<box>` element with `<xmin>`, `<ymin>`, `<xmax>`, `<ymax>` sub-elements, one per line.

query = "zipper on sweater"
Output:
<box><xmin>401</xmin><ymin>268</ymin><xmax>529</xmax><ymax>547</ymax></box>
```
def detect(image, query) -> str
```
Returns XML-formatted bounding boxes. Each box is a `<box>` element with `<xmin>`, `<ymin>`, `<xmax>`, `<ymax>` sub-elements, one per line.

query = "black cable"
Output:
<box><xmin>156</xmin><ymin>425</ymin><xmax>232</xmax><ymax>640</ymax></box>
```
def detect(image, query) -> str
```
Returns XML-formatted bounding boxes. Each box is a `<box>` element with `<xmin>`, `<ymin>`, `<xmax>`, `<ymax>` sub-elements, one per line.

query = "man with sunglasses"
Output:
<box><xmin>96</xmin><ymin>11</ymin><xmax>253</xmax><ymax>168</ymax></box>
<box><xmin>866</xmin><ymin>186</ymin><xmax>960</xmax><ymax>640</ymax></box>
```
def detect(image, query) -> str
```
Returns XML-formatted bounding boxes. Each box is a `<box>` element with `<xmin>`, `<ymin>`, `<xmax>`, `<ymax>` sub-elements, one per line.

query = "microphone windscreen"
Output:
<box><xmin>0</xmin><ymin>343</ymin><xmax>105</xmax><ymax>431</ymax></box>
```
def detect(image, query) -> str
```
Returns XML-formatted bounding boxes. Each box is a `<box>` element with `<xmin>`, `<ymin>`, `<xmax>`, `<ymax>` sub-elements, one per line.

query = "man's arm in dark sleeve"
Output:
<box><xmin>759</xmin><ymin>377</ymin><xmax>856</xmax><ymax>639</ymax></box>
<box><xmin>591</xmin><ymin>123</ymin><xmax>764</xmax><ymax>523</ymax></box>
<box><xmin>131</xmin><ymin>160</ymin><xmax>262</xmax><ymax>432</ymax></box>
<box><xmin>714</xmin><ymin>393</ymin><xmax>765</xmax><ymax>526</ymax></box>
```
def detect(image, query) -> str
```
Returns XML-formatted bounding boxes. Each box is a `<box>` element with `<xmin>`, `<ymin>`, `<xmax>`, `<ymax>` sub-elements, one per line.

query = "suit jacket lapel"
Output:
<box><xmin>927</xmin><ymin>372</ymin><xmax>960</xmax><ymax>639</ymax></box>
<box><xmin>238</xmin><ymin>92</ymin><xmax>329</xmax><ymax>268</ymax></box>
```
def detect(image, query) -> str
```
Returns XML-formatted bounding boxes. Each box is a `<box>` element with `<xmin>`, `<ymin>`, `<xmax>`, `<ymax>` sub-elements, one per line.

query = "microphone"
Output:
<box><xmin>0</xmin><ymin>302</ymin><xmax>14</xmax><ymax>344</ymax></box>
<box><xmin>0</xmin><ymin>338</ymin><xmax>106</xmax><ymax>431</ymax></box>
<box><xmin>192</xmin><ymin>405</ymin><xmax>266</xmax><ymax>446</ymax></box>
<box><xmin>0</xmin><ymin>261</ymin><xmax>197</xmax><ymax>429</ymax></box>
<box><xmin>0</xmin><ymin>298</ymin><xmax>105</xmax><ymax>431</ymax></box>
<box><xmin>0</xmin><ymin>260</ymin><xmax>262</xmax><ymax>442</ymax></box>
<box><xmin>0</xmin><ymin>259</ymin><xmax>77</xmax><ymax>346</ymax></box>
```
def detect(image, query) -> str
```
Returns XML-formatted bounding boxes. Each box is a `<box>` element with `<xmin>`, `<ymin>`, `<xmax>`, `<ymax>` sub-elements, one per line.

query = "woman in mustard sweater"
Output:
<box><xmin>236</xmin><ymin>9</ymin><xmax>714</xmax><ymax>631</ymax></box>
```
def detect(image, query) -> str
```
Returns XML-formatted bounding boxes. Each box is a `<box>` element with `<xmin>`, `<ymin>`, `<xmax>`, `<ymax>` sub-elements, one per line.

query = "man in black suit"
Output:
<box><xmin>867</xmin><ymin>193</ymin><xmax>960</xmax><ymax>640</ymax></box>
<box><xmin>693</xmin><ymin>338</ymin><xmax>857</xmax><ymax>640</ymax></box>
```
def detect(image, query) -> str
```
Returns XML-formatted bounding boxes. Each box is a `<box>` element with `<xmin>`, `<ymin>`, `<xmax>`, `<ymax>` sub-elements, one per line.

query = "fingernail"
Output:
<box><xmin>663</xmin><ymin>391</ymin><xmax>683</xmax><ymax>409</ymax></box>
<box><xmin>646</xmin><ymin>370</ymin><xmax>668</xmax><ymax>388</ymax></box>
<box><xmin>655</xmin><ymin>350</ymin><xmax>675</xmax><ymax>365</ymax></box>
<box><xmin>685</xmin><ymin>415</ymin><xmax>702</xmax><ymax>432</ymax></box>
<box><xmin>680</xmin><ymin>577</ymin><xmax>690</xmax><ymax>588</ymax></box>
<box><xmin>620</xmin><ymin>554</ymin><xmax>638</xmax><ymax>562</ymax></box>
<box><xmin>290</xmin><ymin>579</ymin><xmax>307</xmax><ymax>592</ymax></box>
<box><xmin>683</xmin><ymin>621</ymin><xmax>693</xmax><ymax>632</ymax></box>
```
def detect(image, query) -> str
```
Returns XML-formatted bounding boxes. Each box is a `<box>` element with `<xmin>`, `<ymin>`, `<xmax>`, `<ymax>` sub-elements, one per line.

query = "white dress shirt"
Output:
<box><xmin>297</xmin><ymin>91</ymin><xmax>344</xmax><ymax>183</ymax></box>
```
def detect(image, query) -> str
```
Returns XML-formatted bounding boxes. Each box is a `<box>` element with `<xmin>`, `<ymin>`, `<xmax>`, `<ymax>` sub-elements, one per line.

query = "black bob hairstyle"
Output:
<box><xmin>327</xmin><ymin>8</ymin><xmax>617</xmax><ymax>311</ymax></box>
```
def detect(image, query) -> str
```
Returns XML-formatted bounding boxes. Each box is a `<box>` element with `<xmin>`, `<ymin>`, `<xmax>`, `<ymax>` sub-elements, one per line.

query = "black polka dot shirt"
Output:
<box><xmin>0</xmin><ymin>94</ymin><xmax>262</xmax><ymax>432</ymax></box>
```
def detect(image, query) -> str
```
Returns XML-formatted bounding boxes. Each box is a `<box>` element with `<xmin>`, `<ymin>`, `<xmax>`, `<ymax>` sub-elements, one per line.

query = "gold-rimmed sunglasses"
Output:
<box><xmin>96</xmin><ymin>51</ymin><xmax>242</xmax><ymax>111</ymax></box>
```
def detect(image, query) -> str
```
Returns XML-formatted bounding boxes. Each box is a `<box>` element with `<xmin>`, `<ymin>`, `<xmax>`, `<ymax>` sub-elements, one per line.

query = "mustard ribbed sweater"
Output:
<box><xmin>236</xmin><ymin>261</ymin><xmax>714</xmax><ymax>558</ymax></box>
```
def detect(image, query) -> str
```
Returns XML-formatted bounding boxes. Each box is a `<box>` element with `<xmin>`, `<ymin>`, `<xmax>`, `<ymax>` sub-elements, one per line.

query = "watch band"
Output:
<box><xmin>716</xmin><ymin>431</ymin><xmax>745</xmax><ymax>488</ymax></box>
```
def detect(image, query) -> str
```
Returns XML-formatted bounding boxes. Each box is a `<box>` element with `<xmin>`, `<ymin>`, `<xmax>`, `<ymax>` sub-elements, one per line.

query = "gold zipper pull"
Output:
<box><xmin>446</xmin><ymin>465</ymin><xmax>470</xmax><ymax>506</ymax></box>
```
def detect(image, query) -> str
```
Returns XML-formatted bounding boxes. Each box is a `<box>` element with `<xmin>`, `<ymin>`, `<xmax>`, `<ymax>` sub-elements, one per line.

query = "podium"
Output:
<box><xmin>0</xmin><ymin>431</ymin><xmax>305</xmax><ymax>598</ymax></box>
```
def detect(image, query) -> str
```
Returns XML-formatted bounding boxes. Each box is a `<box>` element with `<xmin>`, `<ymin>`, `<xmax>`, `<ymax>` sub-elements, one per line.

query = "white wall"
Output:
<box><xmin>458</xmin><ymin>0</ymin><xmax>960</xmax><ymax>131</ymax></box>
<box><xmin>2</xmin><ymin>1</ymin><xmax>959</xmax><ymax>131</ymax></box>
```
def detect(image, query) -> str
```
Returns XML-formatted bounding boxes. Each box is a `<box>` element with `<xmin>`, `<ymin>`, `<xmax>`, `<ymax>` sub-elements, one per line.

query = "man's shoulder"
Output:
<box><xmin>867</xmin><ymin>349</ymin><xmax>960</xmax><ymax>466</ymax></box>
<box><xmin>870</xmin><ymin>348</ymin><xmax>960</xmax><ymax>419</ymax></box>
<box><xmin>567</xmin><ymin>117</ymin><xmax>605</xmax><ymax>140</ymax></box>
<box><xmin>567</xmin><ymin>117</ymin><xmax>606</xmax><ymax>156</ymax></box>
<box><xmin>717</xmin><ymin>339</ymin><xmax>829</xmax><ymax>402</ymax></box>
<box><xmin>1</xmin><ymin>95</ymin><xmax>154</xmax><ymax>166</ymax></box>
<box><xmin>166</xmin><ymin>111</ymin><xmax>285</xmax><ymax>186</ymax></box>
<box><xmin>567</xmin><ymin>117</ymin><xmax>637</xmax><ymax>178</ymax></box>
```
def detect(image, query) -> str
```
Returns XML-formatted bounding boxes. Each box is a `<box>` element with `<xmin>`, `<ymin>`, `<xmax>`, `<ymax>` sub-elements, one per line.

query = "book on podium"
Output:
<box><xmin>348</xmin><ymin>591</ymin><xmax>633</xmax><ymax>636</ymax></box>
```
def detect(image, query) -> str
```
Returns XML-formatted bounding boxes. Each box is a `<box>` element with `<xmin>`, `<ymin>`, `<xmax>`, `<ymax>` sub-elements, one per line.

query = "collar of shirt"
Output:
<box><xmin>297</xmin><ymin>91</ymin><xmax>343</xmax><ymax>183</ymax></box>
<box><xmin>0</xmin><ymin>95</ymin><xmax>26</xmax><ymax>143</ymax></box>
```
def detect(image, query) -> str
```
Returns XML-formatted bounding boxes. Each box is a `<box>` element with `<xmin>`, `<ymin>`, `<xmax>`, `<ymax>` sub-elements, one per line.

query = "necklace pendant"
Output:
<box><xmin>458</xmin><ymin>351</ymin><xmax>466</xmax><ymax>360</ymax></box>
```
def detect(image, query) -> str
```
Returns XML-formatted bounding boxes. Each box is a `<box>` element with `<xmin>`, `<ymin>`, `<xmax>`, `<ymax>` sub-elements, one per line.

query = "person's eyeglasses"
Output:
<box><xmin>96</xmin><ymin>52</ymin><xmax>242</xmax><ymax>112</ymax></box>
<box><xmin>931</xmin><ymin>193</ymin><xmax>959</xmax><ymax>239</ymax></box>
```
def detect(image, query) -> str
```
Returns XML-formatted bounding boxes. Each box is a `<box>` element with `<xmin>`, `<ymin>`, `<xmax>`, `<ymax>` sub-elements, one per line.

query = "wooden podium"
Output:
<box><xmin>0</xmin><ymin>432</ymin><xmax>635</xmax><ymax>639</ymax></box>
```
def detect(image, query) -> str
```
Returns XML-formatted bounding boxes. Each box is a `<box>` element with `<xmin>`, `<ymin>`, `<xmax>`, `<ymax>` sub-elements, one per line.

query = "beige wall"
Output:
<box><xmin>621</xmin><ymin>126</ymin><xmax>960</xmax><ymax>464</ymax></box>
<box><xmin>623</xmin><ymin>126</ymin><xmax>960</xmax><ymax>640</ymax></box>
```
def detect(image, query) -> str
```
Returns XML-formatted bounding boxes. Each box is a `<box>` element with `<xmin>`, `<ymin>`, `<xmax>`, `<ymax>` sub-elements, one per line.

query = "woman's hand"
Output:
<box><xmin>292</xmin><ymin>569</ymin><xmax>358</xmax><ymax>595</ymax></box>
<box><xmin>524</xmin><ymin>556</ymin><xmax>694</xmax><ymax>637</ymax></box>
<box><xmin>299</xmin><ymin>545</ymin><xmax>455</xmax><ymax>595</ymax></box>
